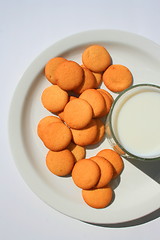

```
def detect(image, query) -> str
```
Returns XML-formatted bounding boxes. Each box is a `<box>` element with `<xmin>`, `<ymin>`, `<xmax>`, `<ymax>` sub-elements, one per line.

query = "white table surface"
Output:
<box><xmin>1</xmin><ymin>0</ymin><xmax>160</xmax><ymax>239</ymax></box>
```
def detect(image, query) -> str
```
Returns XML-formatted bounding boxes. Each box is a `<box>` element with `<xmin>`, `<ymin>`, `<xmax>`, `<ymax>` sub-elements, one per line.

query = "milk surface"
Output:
<box><xmin>113</xmin><ymin>90</ymin><xmax>160</xmax><ymax>158</ymax></box>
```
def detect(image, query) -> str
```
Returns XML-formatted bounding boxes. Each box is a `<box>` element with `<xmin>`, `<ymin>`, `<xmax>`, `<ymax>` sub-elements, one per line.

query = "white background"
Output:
<box><xmin>1</xmin><ymin>0</ymin><xmax>160</xmax><ymax>239</ymax></box>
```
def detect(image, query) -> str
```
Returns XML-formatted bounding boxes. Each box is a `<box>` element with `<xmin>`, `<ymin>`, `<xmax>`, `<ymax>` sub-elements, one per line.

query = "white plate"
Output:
<box><xmin>8</xmin><ymin>30</ymin><xmax>160</xmax><ymax>224</ymax></box>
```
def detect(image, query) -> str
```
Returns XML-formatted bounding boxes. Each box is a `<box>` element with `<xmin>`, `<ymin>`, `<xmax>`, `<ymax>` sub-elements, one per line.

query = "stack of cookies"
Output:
<box><xmin>37</xmin><ymin>44</ymin><xmax>132</xmax><ymax>208</ymax></box>
<box><xmin>72</xmin><ymin>149</ymin><xmax>123</xmax><ymax>208</ymax></box>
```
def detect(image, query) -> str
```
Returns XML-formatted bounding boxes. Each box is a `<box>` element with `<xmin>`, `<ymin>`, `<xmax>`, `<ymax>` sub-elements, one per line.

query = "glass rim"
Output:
<box><xmin>108</xmin><ymin>83</ymin><xmax>160</xmax><ymax>161</ymax></box>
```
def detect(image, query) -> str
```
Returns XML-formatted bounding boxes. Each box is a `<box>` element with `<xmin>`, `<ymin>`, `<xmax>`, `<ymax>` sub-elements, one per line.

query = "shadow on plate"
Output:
<box><xmin>126</xmin><ymin>157</ymin><xmax>160</xmax><ymax>184</ymax></box>
<box><xmin>83</xmin><ymin>157</ymin><xmax>160</xmax><ymax>228</ymax></box>
<box><xmin>109</xmin><ymin>176</ymin><xmax>121</xmax><ymax>190</ymax></box>
<box><xmin>83</xmin><ymin>207</ymin><xmax>160</xmax><ymax>228</ymax></box>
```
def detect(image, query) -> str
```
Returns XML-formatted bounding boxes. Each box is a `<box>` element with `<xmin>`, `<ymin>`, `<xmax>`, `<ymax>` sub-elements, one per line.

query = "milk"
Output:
<box><xmin>112</xmin><ymin>86</ymin><xmax>160</xmax><ymax>158</ymax></box>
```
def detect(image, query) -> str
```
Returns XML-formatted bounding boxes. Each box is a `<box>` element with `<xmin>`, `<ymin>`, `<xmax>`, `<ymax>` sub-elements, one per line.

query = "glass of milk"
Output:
<box><xmin>106</xmin><ymin>84</ymin><xmax>160</xmax><ymax>160</ymax></box>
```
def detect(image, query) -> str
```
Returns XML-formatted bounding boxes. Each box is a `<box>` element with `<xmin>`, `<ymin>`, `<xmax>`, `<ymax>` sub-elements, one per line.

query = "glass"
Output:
<box><xmin>106</xmin><ymin>84</ymin><xmax>160</xmax><ymax>161</ymax></box>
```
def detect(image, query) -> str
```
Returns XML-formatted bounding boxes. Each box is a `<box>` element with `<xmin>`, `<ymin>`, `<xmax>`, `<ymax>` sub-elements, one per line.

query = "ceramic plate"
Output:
<box><xmin>8</xmin><ymin>30</ymin><xmax>160</xmax><ymax>224</ymax></box>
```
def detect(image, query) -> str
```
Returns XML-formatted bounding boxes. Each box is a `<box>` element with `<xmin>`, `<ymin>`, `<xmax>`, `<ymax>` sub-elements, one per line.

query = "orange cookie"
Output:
<box><xmin>71</xmin><ymin>119</ymin><xmax>98</xmax><ymax>146</ymax></box>
<box><xmin>45</xmin><ymin>57</ymin><xmax>67</xmax><ymax>84</ymax></box>
<box><xmin>97</xmin><ymin>88</ymin><xmax>114</xmax><ymax>103</ymax></box>
<box><xmin>40</xmin><ymin>122</ymin><xmax>72</xmax><ymax>151</ymax></box>
<box><xmin>55</xmin><ymin>60</ymin><xmax>84</xmax><ymax>90</ymax></box>
<box><xmin>92</xmin><ymin>118</ymin><xmax>105</xmax><ymax>145</ymax></box>
<box><xmin>46</xmin><ymin>149</ymin><xmax>75</xmax><ymax>176</ymax></box>
<box><xmin>97</xmin><ymin>89</ymin><xmax>113</xmax><ymax>114</ymax></box>
<box><xmin>74</xmin><ymin>66</ymin><xmax>97</xmax><ymax>94</ymax></box>
<box><xmin>96</xmin><ymin>93</ymin><xmax>108</xmax><ymax>118</ymax></box>
<box><xmin>67</xmin><ymin>142</ymin><xmax>86</xmax><ymax>161</ymax></box>
<box><xmin>72</xmin><ymin>159</ymin><xmax>101</xmax><ymax>189</ymax></box>
<box><xmin>90</xmin><ymin>156</ymin><xmax>113</xmax><ymax>188</ymax></box>
<box><xmin>82</xmin><ymin>186</ymin><xmax>113</xmax><ymax>209</ymax></box>
<box><xmin>92</xmin><ymin>72</ymin><xmax>102</xmax><ymax>88</ymax></box>
<box><xmin>82</xmin><ymin>45</ymin><xmax>111</xmax><ymax>72</ymax></box>
<box><xmin>97</xmin><ymin>149</ymin><xmax>124</xmax><ymax>178</ymax></box>
<box><xmin>79</xmin><ymin>89</ymin><xmax>106</xmax><ymax>118</ymax></box>
<box><xmin>37</xmin><ymin>116</ymin><xmax>62</xmax><ymax>140</ymax></box>
<box><xmin>57</xmin><ymin>110</ymin><xmax>65</xmax><ymax>121</ymax></box>
<box><xmin>64</xmin><ymin>98</ymin><xmax>93</xmax><ymax>129</ymax></box>
<box><xmin>103</xmin><ymin>64</ymin><xmax>133</xmax><ymax>92</ymax></box>
<box><xmin>58</xmin><ymin>95</ymin><xmax>77</xmax><ymax>121</ymax></box>
<box><xmin>41</xmin><ymin>85</ymin><xmax>68</xmax><ymax>113</ymax></box>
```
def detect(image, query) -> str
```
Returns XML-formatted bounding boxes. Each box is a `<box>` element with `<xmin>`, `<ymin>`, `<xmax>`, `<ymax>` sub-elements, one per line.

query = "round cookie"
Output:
<box><xmin>82</xmin><ymin>45</ymin><xmax>111</xmax><ymax>72</ymax></box>
<box><xmin>82</xmin><ymin>186</ymin><xmax>113</xmax><ymax>209</ymax></box>
<box><xmin>90</xmin><ymin>156</ymin><xmax>113</xmax><ymax>188</ymax></box>
<box><xmin>41</xmin><ymin>122</ymin><xmax>72</xmax><ymax>151</ymax></box>
<box><xmin>92</xmin><ymin>118</ymin><xmax>105</xmax><ymax>145</ymax></box>
<box><xmin>37</xmin><ymin>115</ymin><xmax>62</xmax><ymax>140</ymax></box>
<box><xmin>71</xmin><ymin>119</ymin><xmax>98</xmax><ymax>146</ymax></box>
<box><xmin>79</xmin><ymin>89</ymin><xmax>106</xmax><ymax>118</ymax></box>
<box><xmin>92</xmin><ymin>72</ymin><xmax>102</xmax><ymax>88</ymax></box>
<box><xmin>74</xmin><ymin>66</ymin><xmax>97</xmax><ymax>94</ymax></box>
<box><xmin>64</xmin><ymin>98</ymin><xmax>93</xmax><ymax>129</ymax></box>
<box><xmin>97</xmin><ymin>149</ymin><xmax>124</xmax><ymax>178</ymax></box>
<box><xmin>95</xmin><ymin>93</ymin><xmax>108</xmax><ymax>117</ymax></box>
<box><xmin>72</xmin><ymin>159</ymin><xmax>101</xmax><ymax>189</ymax></box>
<box><xmin>46</xmin><ymin>149</ymin><xmax>75</xmax><ymax>176</ymax></box>
<box><xmin>103</xmin><ymin>64</ymin><xmax>133</xmax><ymax>92</ymax></box>
<box><xmin>45</xmin><ymin>57</ymin><xmax>67</xmax><ymax>84</ymax></box>
<box><xmin>55</xmin><ymin>60</ymin><xmax>84</xmax><ymax>91</ymax></box>
<box><xmin>67</xmin><ymin>142</ymin><xmax>86</xmax><ymax>161</ymax></box>
<box><xmin>41</xmin><ymin>85</ymin><xmax>68</xmax><ymax>113</ymax></box>
<box><xmin>97</xmin><ymin>88</ymin><xmax>114</xmax><ymax>103</ymax></box>
<box><xmin>97</xmin><ymin>89</ymin><xmax>113</xmax><ymax>114</ymax></box>
<box><xmin>58</xmin><ymin>96</ymin><xmax>77</xmax><ymax>121</ymax></box>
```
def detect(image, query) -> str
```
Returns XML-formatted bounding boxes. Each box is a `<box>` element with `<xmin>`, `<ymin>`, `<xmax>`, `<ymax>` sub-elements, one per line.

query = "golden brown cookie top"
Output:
<box><xmin>37</xmin><ymin>115</ymin><xmax>62</xmax><ymax>140</ymax></box>
<box><xmin>82</xmin><ymin>45</ymin><xmax>111</xmax><ymax>72</ymax></box>
<box><xmin>55</xmin><ymin>60</ymin><xmax>84</xmax><ymax>90</ymax></box>
<box><xmin>45</xmin><ymin>57</ymin><xmax>67</xmax><ymax>84</ymax></box>
<box><xmin>71</xmin><ymin>119</ymin><xmax>98</xmax><ymax>146</ymax></box>
<box><xmin>46</xmin><ymin>149</ymin><xmax>75</xmax><ymax>176</ymax></box>
<box><xmin>82</xmin><ymin>186</ymin><xmax>113</xmax><ymax>209</ymax></box>
<box><xmin>40</xmin><ymin>122</ymin><xmax>72</xmax><ymax>151</ymax></box>
<box><xmin>41</xmin><ymin>85</ymin><xmax>68</xmax><ymax>113</ymax></box>
<box><xmin>103</xmin><ymin>64</ymin><xmax>133</xmax><ymax>92</ymax></box>
<box><xmin>72</xmin><ymin>159</ymin><xmax>101</xmax><ymax>189</ymax></box>
<box><xmin>64</xmin><ymin>98</ymin><xmax>93</xmax><ymax>129</ymax></box>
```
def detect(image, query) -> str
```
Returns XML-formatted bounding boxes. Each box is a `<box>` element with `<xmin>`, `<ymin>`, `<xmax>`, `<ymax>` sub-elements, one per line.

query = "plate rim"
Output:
<box><xmin>8</xmin><ymin>29</ymin><xmax>160</xmax><ymax>224</ymax></box>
